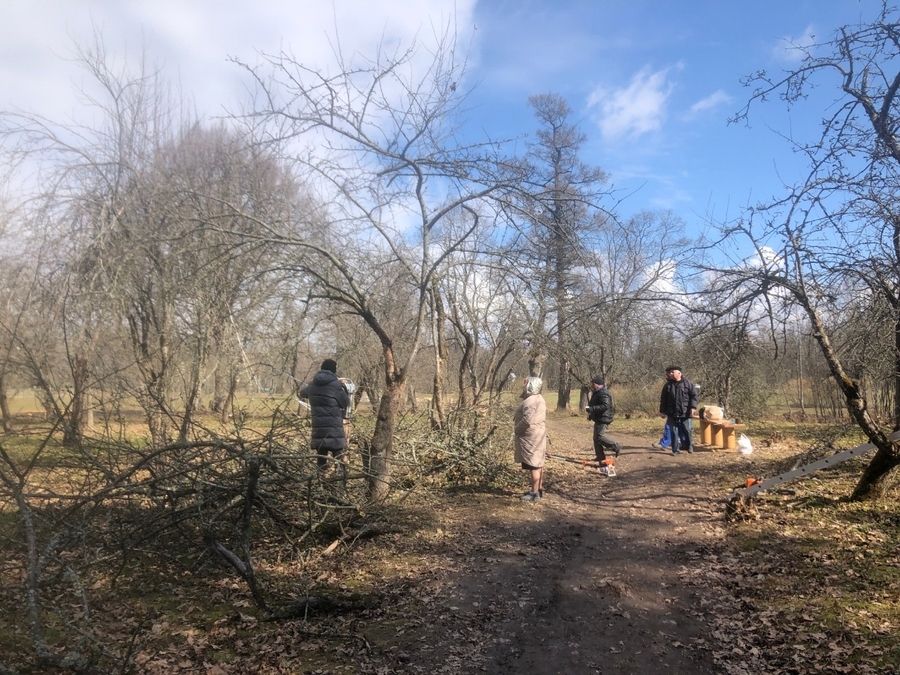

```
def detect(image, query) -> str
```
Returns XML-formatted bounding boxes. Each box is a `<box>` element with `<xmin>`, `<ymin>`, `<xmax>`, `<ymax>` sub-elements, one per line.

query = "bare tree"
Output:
<box><xmin>513</xmin><ymin>94</ymin><xmax>611</xmax><ymax>409</ymax></box>
<box><xmin>441</xmin><ymin>253</ymin><xmax>529</xmax><ymax>409</ymax></box>
<box><xmin>721</xmin><ymin>2</ymin><xmax>900</xmax><ymax>498</ymax></box>
<box><xmin>0</xmin><ymin>246</ymin><xmax>34</xmax><ymax>432</ymax></box>
<box><xmin>566</xmin><ymin>210</ymin><xmax>692</xmax><ymax>394</ymax></box>
<box><xmin>235</xmin><ymin>26</ymin><xmax>514</xmax><ymax>500</ymax></box>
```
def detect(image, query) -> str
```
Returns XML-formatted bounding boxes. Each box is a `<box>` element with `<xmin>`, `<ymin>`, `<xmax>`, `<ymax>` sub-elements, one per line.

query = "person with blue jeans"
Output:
<box><xmin>653</xmin><ymin>423</ymin><xmax>689</xmax><ymax>451</ymax></box>
<box><xmin>658</xmin><ymin>365</ymin><xmax>699</xmax><ymax>455</ymax></box>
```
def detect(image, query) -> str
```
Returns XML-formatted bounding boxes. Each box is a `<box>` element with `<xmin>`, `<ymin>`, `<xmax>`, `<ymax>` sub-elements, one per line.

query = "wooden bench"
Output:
<box><xmin>699</xmin><ymin>417</ymin><xmax>747</xmax><ymax>450</ymax></box>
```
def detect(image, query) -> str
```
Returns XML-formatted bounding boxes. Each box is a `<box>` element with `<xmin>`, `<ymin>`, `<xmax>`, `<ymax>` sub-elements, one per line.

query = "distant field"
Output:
<box><xmin>8</xmin><ymin>393</ymin><xmax>42</xmax><ymax>415</ymax></box>
<box><xmin>5</xmin><ymin>391</ymin><xmax>300</xmax><ymax>417</ymax></box>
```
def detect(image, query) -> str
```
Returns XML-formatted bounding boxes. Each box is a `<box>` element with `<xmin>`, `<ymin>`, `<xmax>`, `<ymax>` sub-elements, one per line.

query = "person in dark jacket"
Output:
<box><xmin>585</xmin><ymin>376</ymin><xmax>621</xmax><ymax>474</ymax></box>
<box><xmin>299</xmin><ymin>359</ymin><xmax>352</xmax><ymax>475</ymax></box>
<box><xmin>658</xmin><ymin>365</ymin><xmax>699</xmax><ymax>455</ymax></box>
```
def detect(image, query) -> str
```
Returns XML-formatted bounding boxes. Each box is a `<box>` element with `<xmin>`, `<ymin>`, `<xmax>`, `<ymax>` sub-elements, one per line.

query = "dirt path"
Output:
<box><xmin>359</xmin><ymin>418</ymin><xmax>733</xmax><ymax>674</ymax></box>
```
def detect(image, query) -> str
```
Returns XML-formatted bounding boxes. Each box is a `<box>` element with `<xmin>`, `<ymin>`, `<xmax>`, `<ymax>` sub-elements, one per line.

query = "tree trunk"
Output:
<box><xmin>222</xmin><ymin>372</ymin><xmax>239</xmax><ymax>425</ymax></box>
<box><xmin>179</xmin><ymin>358</ymin><xmax>203</xmax><ymax>442</ymax></box>
<box><xmin>557</xmin><ymin>355</ymin><xmax>571</xmax><ymax>411</ymax></box>
<box><xmin>721</xmin><ymin>372</ymin><xmax>732</xmax><ymax>414</ymax></box>
<box><xmin>60</xmin><ymin>353</ymin><xmax>90</xmax><ymax>446</ymax></box>
<box><xmin>457</xmin><ymin>332</ymin><xmax>475</xmax><ymax>409</ymax></box>
<box><xmin>429</xmin><ymin>282</ymin><xmax>447</xmax><ymax>430</ymax></box>
<box><xmin>26</xmin><ymin>356</ymin><xmax>66</xmax><ymax>433</ymax></box>
<box><xmin>365</xmin><ymin>378</ymin><xmax>405</xmax><ymax>502</ymax></box>
<box><xmin>211</xmin><ymin>368</ymin><xmax>227</xmax><ymax>415</ymax></box>
<box><xmin>0</xmin><ymin>374</ymin><xmax>11</xmax><ymax>432</ymax></box>
<box><xmin>529</xmin><ymin>350</ymin><xmax>547</xmax><ymax>379</ymax></box>
<box><xmin>801</xmin><ymin>293</ymin><xmax>900</xmax><ymax>499</ymax></box>
<box><xmin>144</xmin><ymin>371</ymin><xmax>172</xmax><ymax>447</ymax></box>
<box><xmin>894</xmin><ymin>309</ymin><xmax>900</xmax><ymax>427</ymax></box>
<box><xmin>579</xmin><ymin>385</ymin><xmax>591</xmax><ymax>412</ymax></box>
<box><xmin>850</xmin><ymin>445</ymin><xmax>900</xmax><ymax>500</ymax></box>
<box><xmin>847</xmin><ymin>306</ymin><xmax>900</xmax><ymax>500</ymax></box>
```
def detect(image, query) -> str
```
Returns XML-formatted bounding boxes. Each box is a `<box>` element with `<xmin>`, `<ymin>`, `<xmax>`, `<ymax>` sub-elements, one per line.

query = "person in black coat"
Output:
<box><xmin>299</xmin><ymin>359</ymin><xmax>351</xmax><ymax>475</ymax></box>
<box><xmin>658</xmin><ymin>365</ymin><xmax>699</xmax><ymax>455</ymax></box>
<box><xmin>585</xmin><ymin>376</ymin><xmax>621</xmax><ymax>474</ymax></box>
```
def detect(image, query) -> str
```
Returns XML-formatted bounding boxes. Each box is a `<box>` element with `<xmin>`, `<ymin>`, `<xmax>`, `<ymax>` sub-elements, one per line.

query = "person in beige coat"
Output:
<box><xmin>513</xmin><ymin>376</ymin><xmax>548</xmax><ymax>502</ymax></box>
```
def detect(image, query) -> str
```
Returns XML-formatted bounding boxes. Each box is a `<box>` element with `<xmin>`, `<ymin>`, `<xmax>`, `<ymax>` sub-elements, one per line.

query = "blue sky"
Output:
<box><xmin>0</xmin><ymin>0</ymin><xmax>886</xmax><ymax>235</ymax></box>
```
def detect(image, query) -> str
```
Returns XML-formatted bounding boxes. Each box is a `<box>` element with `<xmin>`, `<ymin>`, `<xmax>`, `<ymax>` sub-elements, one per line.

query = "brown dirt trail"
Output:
<box><xmin>359</xmin><ymin>417</ymin><xmax>732</xmax><ymax>674</ymax></box>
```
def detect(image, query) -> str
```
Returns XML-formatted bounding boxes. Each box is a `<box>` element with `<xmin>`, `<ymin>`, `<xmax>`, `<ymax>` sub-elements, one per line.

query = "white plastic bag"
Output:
<box><xmin>737</xmin><ymin>433</ymin><xmax>753</xmax><ymax>455</ymax></box>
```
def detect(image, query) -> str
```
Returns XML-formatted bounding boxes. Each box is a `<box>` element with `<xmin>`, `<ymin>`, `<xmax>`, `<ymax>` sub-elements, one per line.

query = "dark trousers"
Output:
<box><xmin>593</xmin><ymin>423</ymin><xmax>620</xmax><ymax>461</ymax></box>
<box><xmin>316</xmin><ymin>447</ymin><xmax>347</xmax><ymax>480</ymax></box>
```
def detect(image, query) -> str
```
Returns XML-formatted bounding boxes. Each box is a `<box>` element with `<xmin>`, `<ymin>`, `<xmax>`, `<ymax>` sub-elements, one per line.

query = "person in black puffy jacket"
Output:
<box><xmin>585</xmin><ymin>376</ymin><xmax>621</xmax><ymax>472</ymax></box>
<box><xmin>299</xmin><ymin>359</ymin><xmax>351</xmax><ymax>475</ymax></box>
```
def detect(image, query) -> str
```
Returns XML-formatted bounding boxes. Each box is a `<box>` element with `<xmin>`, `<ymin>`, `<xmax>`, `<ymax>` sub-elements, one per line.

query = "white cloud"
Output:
<box><xmin>687</xmin><ymin>89</ymin><xmax>732</xmax><ymax>117</ymax></box>
<box><xmin>773</xmin><ymin>24</ymin><xmax>817</xmax><ymax>63</ymax></box>
<box><xmin>743</xmin><ymin>245</ymin><xmax>783</xmax><ymax>272</ymax></box>
<box><xmin>643</xmin><ymin>258</ymin><xmax>680</xmax><ymax>295</ymax></box>
<box><xmin>0</xmin><ymin>0</ymin><xmax>477</xmax><ymax>122</ymax></box>
<box><xmin>587</xmin><ymin>65</ymin><xmax>676</xmax><ymax>141</ymax></box>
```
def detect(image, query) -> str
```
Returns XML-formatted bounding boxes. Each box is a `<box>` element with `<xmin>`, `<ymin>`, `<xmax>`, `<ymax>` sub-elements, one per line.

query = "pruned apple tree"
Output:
<box><xmin>233</xmin><ymin>26</ymin><xmax>517</xmax><ymax>501</ymax></box>
<box><xmin>718</xmin><ymin>2</ymin><xmax>900</xmax><ymax>499</ymax></box>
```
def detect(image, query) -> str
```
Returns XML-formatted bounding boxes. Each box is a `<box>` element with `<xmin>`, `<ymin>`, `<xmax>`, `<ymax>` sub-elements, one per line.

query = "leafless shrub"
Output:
<box><xmin>0</xmin><ymin>404</ymin><xmax>379</xmax><ymax>672</ymax></box>
<box><xmin>386</xmin><ymin>407</ymin><xmax>517</xmax><ymax>490</ymax></box>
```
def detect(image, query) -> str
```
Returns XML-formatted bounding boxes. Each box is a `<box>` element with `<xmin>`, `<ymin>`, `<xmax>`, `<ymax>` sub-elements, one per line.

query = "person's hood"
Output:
<box><xmin>312</xmin><ymin>369</ymin><xmax>339</xmax><ymax>386</ymax></box>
